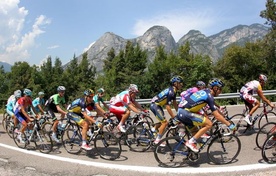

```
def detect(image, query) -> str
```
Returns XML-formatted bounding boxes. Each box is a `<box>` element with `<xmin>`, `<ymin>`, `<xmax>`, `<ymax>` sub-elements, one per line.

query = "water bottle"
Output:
<box><xmin>57</xmin><ymin>121</ymin><xmax>65</xmax><ymax>131</ymax></box>
<box><xmin>87</xmin><ymin>129</ymin><xmax>93</xmax><ymax>137</ymax></box>
<box><xmin>178</xmin><ymin>131</ymin><xmax>185</xmax><ymax>137</ymax></box>
<box><xmin>252</xmin><ymin>115</ymin><xmax>259</xmax><ymax>124</ymax></box>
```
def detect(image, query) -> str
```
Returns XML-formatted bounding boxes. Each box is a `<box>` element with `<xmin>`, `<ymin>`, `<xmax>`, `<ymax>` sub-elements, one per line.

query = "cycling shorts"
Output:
<box><xmin>150</xmin><ymin>103</ymin><xmax>167</xmax><ymax>122</ymax></box>
<box><xmin>67</xmin><ymin>112</ymin><xmax>84</xmax><ymax>125</ymax></box>
<box><xmin>176</xmin><ymin>108</ymin><xmax>206</xmax><ymax>128</ymax></box>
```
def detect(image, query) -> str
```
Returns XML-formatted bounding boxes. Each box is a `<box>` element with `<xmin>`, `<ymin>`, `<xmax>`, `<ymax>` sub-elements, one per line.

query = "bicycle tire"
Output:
<box><xmin>5</xmin><ymin>120</ymin><xmax>14</xmax><ymax>138</ymax></box>
<box><xmin>154</xmin><ymin>136</ymin><xmax>188</xmax><ymax>167</ymax></box>
<box><xmin>62</xmin><ymin>123</ymin><xmax>82</xmax><ymax>154</ymax></box>
<box><xmin>41</xmin><ymin>121</ymin><xmax>53</xmax><ymax>142</ymax></box>
<box><xmin>13</xmin><ymin>130</ymin><xmax>27</xmax><ymax>149</ymax></box>
<box><xmin>165</xmin><ymin>124</ymin><xmax>189</xmax><ymax>141</ymax></box>
<box><xmin>2</xmin><ymin>112</ymin><xmax>9</xmax><ymax>130</ymax></box>
<box><xmin>255</xmin><ymin>122</ymin><xmax>276</xmax><ymax>149</ymax></box>
<box><xmin>261</xmin><ymin>132</ymin><xmax>276</xmax><ymax>163</ymax></box>
<box><xmin>258</xmin><ymin>111</ymin><xmax>276</xmax><ymax>130</ymax></box>
<box><xmin>207</xmin><ymin>134</ymin><xmax>241</xmax><ymax>164</ymax></box>
<box><xmin>34</xmin><ymin>130</ymin><xmax>53</xmax><ymax>154</ymax></box>
<box><xmin>94</xmin><ymin>131</ymin><xmax>122</xmax><ymax>160</ymax></box>
<box><xmin>231</xmin><ymin>113</ymin><xmax>251</xmax><ymax>136</ymax></box>
<box><xmin>125</xmin><ymin>123</ymin><xmax>153</xmax><ymax>152</ymax></box>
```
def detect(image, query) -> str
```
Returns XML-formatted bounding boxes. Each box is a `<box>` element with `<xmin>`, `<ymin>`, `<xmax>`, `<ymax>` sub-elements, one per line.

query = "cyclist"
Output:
<box><xmin>67</xmin><ymin>89</ymin><xmax>105</xmax><ymax>150</ymax></box>
<box><xmin>6</xmin><ymin>90</ymin><xmax>22</xmax><ymax>132</ymax></box>
<box><xmin>93</xmin><ymin>88</ymin><xmax>109</xmax><ymax>116</ymax></box>
<box><xmin>174</xmin><ymin>78</ymin><xmax>236</xmax><ymax>152</ymax></box>
<box><xmin>150</xmin><ymin>76</ymin><xmax>183</xmax><ymax>145</ymax></box>
<box><xmin>45</xmin><ymin>86</ymin><xmax>67</xmax><ymax>143</ymax></box>
<box><xmin>109</xmin><ymin>84</ymin><xmax>147</xmax><ymax>133</ymax></box>
<box><xmin>240</xmin><ymin>74</ymin><xmax>275</xmax><ymax>125</ymax></box>
<box><xmin>13</xmin><ymin>89</ymin><xmax>39</xmax><ymax>143</ymax></box>
<box><xmin>31</xmin><ymin>91</ymin><xmax>45</xmax><ymax>115</ymax></box>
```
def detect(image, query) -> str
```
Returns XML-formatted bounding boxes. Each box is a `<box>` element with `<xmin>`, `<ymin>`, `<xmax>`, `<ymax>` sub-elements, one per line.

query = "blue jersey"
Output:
<box><xmin>32</xmin><ymin>97</ymin><xmax>45</xmax><ymax>113</ymax></box>
<box><xmin>151</xmin><ymin>86</ymin><xmax>176</xmax><ymax>106</ymax></box>
<box><xmin>178</xmin><ymin>89</ymin><xmax>216</xmax><ymax>113</ymax></box>
<box><xmin>6</xmin><ymin>95</ymin><xmax>16</xmax><ymax>112</ymax></box>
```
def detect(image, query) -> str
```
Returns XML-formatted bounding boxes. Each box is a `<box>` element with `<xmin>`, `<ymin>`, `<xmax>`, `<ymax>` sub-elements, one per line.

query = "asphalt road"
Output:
<box><xmin>1</xmin><ymin>105</ymin><xmax>276</xmax><ymax>176</ymax></box>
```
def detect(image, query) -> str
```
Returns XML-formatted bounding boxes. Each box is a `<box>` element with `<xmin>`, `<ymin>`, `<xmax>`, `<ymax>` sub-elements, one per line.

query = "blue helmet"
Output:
<box><xmin>23</xmin><ymin>88</ymin><xmax>32</xmax><ymax>96</ymax></box>
<box><xmin>208</xmin><ymin>78</ymin><xmax>225</xmax><ymax>88</ymax></box>
<box><xmin>84</xmin><ymin>89</ymin><xmax>94</xmax><ymax>96</ymax></box>
<box><xmin>170</xmin><ymin>76</ymin><xmax>183</xmax><ymax>85</ymax></box>
<box><xmin>196</xmin><ymin>81</ymin><xmax>206</xmax><ymax>87</ymax></box>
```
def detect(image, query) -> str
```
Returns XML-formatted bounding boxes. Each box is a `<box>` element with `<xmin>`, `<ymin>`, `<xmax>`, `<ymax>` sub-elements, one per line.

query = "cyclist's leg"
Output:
<box><xmin>109</xmin><ymin>105</ymin><xmax>127</xmax><ymax>132</ymax></box>
<box><xmin>14</xmin><ymin>110</ymin><xmax>28</xmax><ymax>142</ymax></box>
<box><xmin>46</xmin><ymin>105</ymin><xmax>60</xmax><ymax>142</ymax></box>
<box><xmin>177</xmin><ymin>108</ymin><xmax>211</xmax><ymax>152</ymax></box>
<box><xmin>150</xmin><ymin>103</ymin><xmax>167</xmax><ymax>143</ymax></box>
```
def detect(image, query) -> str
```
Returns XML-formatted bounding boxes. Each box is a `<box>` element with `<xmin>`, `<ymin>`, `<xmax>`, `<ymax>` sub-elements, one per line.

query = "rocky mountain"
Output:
<box><xmin>76</xmin><ymin>23</ymin><xmax>269</xmax><ymax>72</ymax></box>
<box><xmin>0</xmin><ymin>61</ymin><xmax>12</xmax><ymax>72</ymax></box>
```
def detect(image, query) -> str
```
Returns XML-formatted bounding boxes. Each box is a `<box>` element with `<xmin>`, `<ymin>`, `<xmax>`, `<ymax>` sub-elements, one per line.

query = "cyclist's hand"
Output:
<box><xmin>228</xmin><ymin>123</ymin><xmax>236</xmax><ymax>131</ymax></box>
<box><xmin>104</xmin><ymin>111</ymin><xmax>110</xmax><ymax>117</ymax></box>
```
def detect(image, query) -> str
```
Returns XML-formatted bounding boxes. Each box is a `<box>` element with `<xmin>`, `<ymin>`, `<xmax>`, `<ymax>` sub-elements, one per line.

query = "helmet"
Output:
<box><xmin>84</xmin><ymin>89</ymin><xmax>94</xmax><ymax>96</ymax></box>
<box><xmin>57</xmin><ymin>86</ymin><xmax>66</xmax><ymax>92</ymax></box>
<box><xmin>97</xmin><ymin>88</ymin><xmax>105</xmax><ymax>93</ymax></box>
<box><xmin>23</xmin><ymin>88</ymin><xmax>32</xmax><ymax>96</ymax></box>
<box><xmin>14</xmin><ymin>90</ymin><xmax>22</xmax><ymax>98</ymax></box>
<box><xmin>208</xmin><ymin>78</ymin><xmax>225</xmax><ymax>88</ymax></box>
<box><xmin>259</xmin><ymin>74</ymin><xmax>268</xmax><ymax>82</ymax></box>
<box><xmin>14</xmin><ymin>90</ymin><xmax>22</xmax><ymax>96</ymax></box>
<box><xmin>38</xmin><ymin>92</ymin><xmax>45</xmax><ymax>96</ymax></box>
<box><xmin>170</xmin><ymin>76</ymin><xmax>183</xmax><ymax>85</ymax></box>
<box><xmin>129</xmin><ymin>84</ymin><xmax>139</xmax><ymax>93</ymax></box>
<box><xmin>196</xmin><ymin>81</ymin><xmax>206</xmax><ymax>87</ymax></box>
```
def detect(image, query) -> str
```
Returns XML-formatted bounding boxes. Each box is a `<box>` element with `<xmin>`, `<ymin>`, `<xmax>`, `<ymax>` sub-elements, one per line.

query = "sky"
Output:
<box><xmin>0</xmin><ymin>0</ymin><xmax>268</xmax><ymax>66</ymax></box>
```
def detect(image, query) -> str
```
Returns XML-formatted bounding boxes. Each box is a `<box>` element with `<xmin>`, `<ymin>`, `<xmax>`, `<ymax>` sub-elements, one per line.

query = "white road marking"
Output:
<box><xmin>0</xmin><ymin>143</ymin><xmax>275</xmax><ymax>174</ymax></box>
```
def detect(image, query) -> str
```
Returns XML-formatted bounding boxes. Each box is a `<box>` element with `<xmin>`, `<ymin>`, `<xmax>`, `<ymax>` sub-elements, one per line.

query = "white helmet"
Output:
<box><xmin>128</xmin><ymin>84</ymin><xmax>139</xmax><ymax>93</ymax></box>
<box><xmin>259</xmin><ymin>74</ymin><xmax>268</xmax><ymax>83</ymax></box>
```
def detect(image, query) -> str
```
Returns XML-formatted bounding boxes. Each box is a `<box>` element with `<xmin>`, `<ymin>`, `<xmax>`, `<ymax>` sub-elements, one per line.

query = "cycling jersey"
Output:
<box><xmin>93</xmin><ymin>94</ymin><xmax>104</xmax><ymax>105</ymax></box>
<box><xmin>240</xmin><ymin>80</ymin><xmax>262</xmax><ymax>104</ymax></box>
<box><xmin>240</xmin><ymin>80</ymin><xmax>262</xmax><ymax>95</ymax></box>
<box><xmin>6</xmin><ymin>95</ymin><xmax>16</xmax><ymax>112</ymax></box>
<box><xmin>179</xmin><ymin>87</ymin><xmax>199</xmax><ymax>108</ymax></box>
<box><xmin>68</xmin><ymin>97</ymin><xmax>96</xmax><ymax>116</ymax></box>
<box><xmin>45</xmin><ymin>94</ymin><xmax>66</xmax><ymax>120</ymax></box>
<box><xmin>178</xmin><ymin>89</ymin><xmax>216</xmax><ymax>113</ymax></box>
<box><xmin>109</xmin><ymin>90</ymin><xmax>134</xmax><ymax>107</ymax></box>
<box><xmin>32</xmin><ymin>97</ymin><xmax>45</xmax><ymax>113</ymax></box>
<box><xmin>13</xmin><ymin>96</ymin><xmax>33</xmax><ymax>123</ymax></box>
<box><xmin>151</xmin><ymin>86</ymin><xmax>176</xmax><ymax>106</ymax></box>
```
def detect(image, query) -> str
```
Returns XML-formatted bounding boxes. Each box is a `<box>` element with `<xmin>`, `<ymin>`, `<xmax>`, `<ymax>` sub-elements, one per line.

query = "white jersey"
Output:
<box><xmin>240</xmin><ymin>80</ymin><xmax>262</xmax><ymax>95</ymax></box>
<box><xmin>109</xmin><ymin>90</ymin><xmax>132</xmax><ymax>107</ymax></box>
<box><xmin>7</xmin><ymin>95</ymin><xmax>15</xmax><ymax>105</ymax></box>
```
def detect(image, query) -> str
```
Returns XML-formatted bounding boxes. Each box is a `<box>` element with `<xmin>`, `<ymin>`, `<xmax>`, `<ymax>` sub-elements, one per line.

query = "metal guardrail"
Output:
<box><xmin>134</xmin><ymin>90</ymin><xmax>276</xmax><ymax>105</ymax></box>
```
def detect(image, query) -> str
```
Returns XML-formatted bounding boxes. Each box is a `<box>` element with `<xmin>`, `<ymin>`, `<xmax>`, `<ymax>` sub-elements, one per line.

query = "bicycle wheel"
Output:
<box><xmin>1</xmin><ymin>112</ymin><xmax>9</xmax><ymax>130</ymax></box>
<box><xmin>34</xmin><ymin>130</ymin><xmax>53</xmax><ymax>154</ymax></box>
<box><xmin>94</xmin><ymin>131</ymin><xmax>122</xmax><ymax>160</ymax></box>
<box><xmin>154</xmin><ymin>136</ymin><xmax>188</xmax><ymax>167</ymax></box>
<box><xmin>231</xmin><ymin>114</ymin><xmax>250</xmax><ymax>136</ymax></box>
<box><xmin>13</xmin><ymin>131</ymin><xmax>27</xmax><ymax>149</ymax></box>
<box><xmin>5</xmin><ymin>120</ymin><xmax>14</xmax><ymax>138</ymax></box>
<box><xmin>125</xmin><ymin>123</ymin><xmax>153</xmax><ymax>152</ymax></box>
<box><xmin>41</xmin><ymin>121</ymin><xmax>53</xmax><ymax>142</ymax></box>
<box><xmin>207</xmin><ymin>134</ymin><xmax>241</xmax><ymax>164</ymax></box>
<box><xmin>261</xmin><ymin>132</ymin><xmax>276</xmax><ymax>163</ymax></box>
<box><xmin>255</xmin><ymin>122</ymin><xmax>276</xmax><ymax>149</ymax></box>
<box><xmin>258</xmin><ymin>111</ymin><xmax>276</xmax><ymax>130</ymax></box>
<box><xmin>62</xmin><ymin>123</ymin><xmax>82</xmax><ymax>154</ymax></box>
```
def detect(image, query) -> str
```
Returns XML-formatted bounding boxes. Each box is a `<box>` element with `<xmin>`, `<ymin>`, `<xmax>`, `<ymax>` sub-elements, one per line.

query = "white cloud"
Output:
<box><xmin>132</xmin><ymin>9</ymin><xmax>217</xmax><ymax>41</ymax></box>
<box><xmin>83</xmin><ymin>42</ymin><xmax>95</xmax><ymax>53</ymax></box>
<box><xmin>0</xmin><ymin>0</ymin><xmax>50</xmax><ymax>64</ymax></box>
<box><xmin>47</xmin><ymin>45</ymin><xmax>60</xmax><ymax>49</ymax></box>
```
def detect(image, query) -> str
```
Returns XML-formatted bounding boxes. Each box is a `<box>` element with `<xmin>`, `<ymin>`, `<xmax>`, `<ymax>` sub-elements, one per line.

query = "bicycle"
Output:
<box><xmin>153</xmin><ymin>118</ymin><xmax>241</xmax><ymax>167</ymax></box>
<box><xmin>261</xmin><ymin>131</ymin><xmax>276</xmax><ymax>163</ymax></box>
<box><xmin>255</xmin><ymin>122</ymin><xmax>276</xmax><ymax>149</ymax></box>
<box><xmin>231</xmin><ymin>103</ymin><xmax>276</xmax><ymax>136</ymax></box>
<box><xmin>62</xmin><ymin>117</ymin><xmax>122</xmax><ymax>160</ymax></box>
<box><xmin>12</xmin><ymin>117</ymin><xmax>53</xmax><ymax>154</ymax></box>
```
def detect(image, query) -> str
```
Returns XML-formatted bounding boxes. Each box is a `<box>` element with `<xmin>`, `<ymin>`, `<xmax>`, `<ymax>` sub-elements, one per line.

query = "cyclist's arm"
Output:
<box><xmin>56</xmin><ymin>104</ymin><xmax>67</xmax><ymax>115</ymax></box>
<box><xmin>128</xmin><ymin>103</ymin><xmax>141</xmax><ymax>113</ymax></box>
<box><xmin>95</xmin><ymin>103</ymin><xmax>106</xmax><ymax>114</ymax></box>
<box><xmin>37</xmin><ymin>104</ymin><xmax>44</xmax><ymax>114</ymax></box>
<box><xmin>21</xmin><ymin>107</ymin><xmax>33</xmax><ymax>121</ymax></box>
<box><xmin>82</xmin><ymin>111</ymin><xmax>96</xmax><ymax>124</ymax></box>
<box><xmin>213</xmin><ymin>110</ymin><xmax>231</xmax><ymax>126</ymax></box>
<box><xmin>257</xmin><ymin>90</ymin><xmax>274</xmax><ymax>108</ymax></box>
<box><xmin>172</xmin><ymin>99</ymin><xmax>178</xmax><ymax>112</ymax></box>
